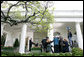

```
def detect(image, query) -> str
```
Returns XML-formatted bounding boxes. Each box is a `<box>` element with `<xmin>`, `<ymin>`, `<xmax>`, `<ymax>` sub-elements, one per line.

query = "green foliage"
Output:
<box><xmin>64</xmin><ymin>52</ymin><xmax>72</xmax><ymax>56</ymax></box>
<box><xmin>1</xmin><ymin>54</ymin><xmax>7</xmax><ymax>56</ymax></box>
<box><xmin>21</xmin><ymin>53</ymin><xmax>32</xmax><ymax>56</ymax></box>
<box><xmin>28</xmin><ymin>7</ymin><xmax>54</xmax><ymax>32</ymax></box>
<box><xmin>1</xmin><ymin>47</ymin><xmax>15</xmax><ymax>50</ymax></box>
<box><xmin>1</xmin><ymin>48</ymin><xmax>83</xmax><ymax>56</ymax></box>
<box><xmin>31</xmin><ymin>47</ymin><xmax>42</xmax><ymax>50</ymax></box>
<box><xmin>1</xmin><ymin>51</ymin><xmax>21</xmax><ymax>56</ymax></box>
<box><xmin>21</xmin><ymin>52</ymin><xmax>72</xmax><ymax>56</ymax></box>
<box><xmin>1</xmin><ymin>51</ymin><xmax>72</xmax><ymax>56</ymax></box>
<box><xmin>13</xmin><ymin>39</ymin><xmax>19</xmax><ymax>48</ymax></box>
<box><xmin>1</xmin><ymin>1</ymin><xmax>54</xmax><ymax>32</ymax></box>
<box><xmin>72</xmin><ymin>47</ymin><xmax>83</xmax><ymax>56</ymax></box>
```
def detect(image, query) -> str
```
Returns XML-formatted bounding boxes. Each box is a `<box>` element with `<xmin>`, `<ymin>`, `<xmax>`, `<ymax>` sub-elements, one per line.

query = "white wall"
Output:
<box><xmin>34</xmin><ymin>32</ymin><xmax>47</xmax><ymax>43</ymax></box>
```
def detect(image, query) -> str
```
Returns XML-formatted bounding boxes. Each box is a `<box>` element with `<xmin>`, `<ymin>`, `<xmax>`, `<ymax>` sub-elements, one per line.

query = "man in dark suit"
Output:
<box><xmin>29</xmin><ymin>38</ymin><xmax>35</xmax><ymax>51</ymax></box>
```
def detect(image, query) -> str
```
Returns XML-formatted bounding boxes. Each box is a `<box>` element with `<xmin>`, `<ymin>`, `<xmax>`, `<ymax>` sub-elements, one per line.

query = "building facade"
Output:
<box><xmin>1</xmin><ymin>10</ymin><xmax>83</xmax><ymax>53</ymax></box>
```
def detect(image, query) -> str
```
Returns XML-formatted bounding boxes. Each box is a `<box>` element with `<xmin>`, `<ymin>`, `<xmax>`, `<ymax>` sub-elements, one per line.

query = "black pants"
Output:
<box><xmin>44</xmin><ymin>46</ymin><xmax>47</xmax><ymax>52</ymax></box>
<box><xmin>60</xmin><ymin>46</ymin><xmax>63</xmax><ymax>52</ymax></box>
<box><xmin>59</xmin><ymin>45</ymin><xmax>63</xmax><ymax>52</ymax></box>
<box><xmin>54</xmin><ymin>45</ymin><xmax>59</xmax><ymax>53</ymax></box>
<box><xmin>29</xmin><ymin>46</ymin><xmax>32</xmax><ymax>51</ymax></box>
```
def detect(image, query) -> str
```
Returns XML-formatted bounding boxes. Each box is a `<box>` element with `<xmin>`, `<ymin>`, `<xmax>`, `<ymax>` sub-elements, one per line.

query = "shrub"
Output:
<box><xmin>13</xmin><ymin>39</ymin><xmax>19</xmax><ymax>48</ymax></box>
<box><xmin>1</xmin><ymin>45</ymin><xmax>4</xmax><ymax>48</ymax></box>
<box><xmin>64</xmin><ymin>52</ymin><xmax>72</xmax><ymax>56</ymax></box>
<box><xmin>21</xmin><ymin>53</ymin><xmax>32</xmax><ymax>56</ymax></box>
<box><xmin>1</xmin><ymin>51</ymin><xmax>21</xmax><ymax>56</ymax></box>
<box><xmin>1</xmin><ymin>33</ymin><xmax>6</xmax><ymax>46</ymax></box>
<box><xmin>41</xmin><ymin>52</ymin><xmax>49</xmax><ymax>56</ymax></box>
<box><xmin>1</xmin><ymin>47</ymin><xmax>15</xmax><ymax>50</ymax></box>
<box><xmin>31</xmin><ymin>47</ymin><xmax>42</xmax><ymax>50</ymax></box>
<box><xmin>1</xmin><ymin>54</ymin><xmax>7</xmax><ymax>56</ymax></box>
<box><xmin>1</xmin><ymin>51</ymin><xmax>72</xmax><ymax>56</ymax></box>
<box><xmin>72</xmin><ymin>48</ymin><xmax>83</xmax><ymax>56</ymax></box>
<box><xmin>1</xmin><ymin>48</ymin><xmax>83</xmax><ymax>56</ymax></box>
<box><xmin>51</xmin><ymin>53</ymin><xmax>72</xmax><ymax>56</ymax></box>
<box><xmin>22</xmin><ymin>52</ymin><xmax>72</xmax><ymax>56</ymax></box>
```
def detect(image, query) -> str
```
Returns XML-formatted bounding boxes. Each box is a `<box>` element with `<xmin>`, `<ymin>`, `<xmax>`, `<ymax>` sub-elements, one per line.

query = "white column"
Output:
<box><xmin>19</xmin><ymin>24</ymin><xmax>27</xmax><ymax>54</ymax></box>
<box><xmin>27</xmin><ymin>38</ymin><xmax>29</xmax><ymax>51</ymax></box>
<box><xmin>75</xmin><ymin>22</ymin><xmax>83</xmax><ymax>50</ymax></box>
<box><xmin>4</xmin><ymin>32</ymin><xmax>13</xmax><ymax>47</ymax></box>
<box><xmin>47</xmin><ymin>24</ymin><xmax>54</xmax><ymax>51</ymax></box>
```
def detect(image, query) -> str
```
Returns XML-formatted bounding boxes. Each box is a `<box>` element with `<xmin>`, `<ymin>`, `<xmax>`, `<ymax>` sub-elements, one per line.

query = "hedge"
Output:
<box><xmin>31</xmin><ymin>47</ymin><xmax>42</xmax><ymax>50</ymax></box>
<box><xmin>1</xmin><ymin>51</ymin><xmax>21</xmax><ymax>56</ymax></box>
<box><xmin>72</xmin><ymin>47</ymin><xmax>83</xmax><ymax>56</ymax></box>
<box><xmin>1</xmin><ymin>51</ymin><xmax>72</xmax><ymax>56</ymax></box>
<box><xmin>1</xmin><ymin>48</ymin><xmax>83</xmax><ymax>56</ymax></box>
<box><xmin>1</xmin><ymin>47</ymin><xmax>15</xmax><ymax>50</ymax></box>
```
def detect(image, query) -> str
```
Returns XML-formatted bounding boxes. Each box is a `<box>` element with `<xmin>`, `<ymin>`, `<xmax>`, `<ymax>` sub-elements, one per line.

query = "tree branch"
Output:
<box><xmin>1</xmin><ymin>10</ymin><xmax>5</xmax><ymax>17</ymax></box>
<box><xmin>1</xmin><ymin>1</ymin><xmax>52</xmax><ymax>26</ymax></box>
<box><xmin>7</xmin><ymin>1</ymin><xmax>19</xmax><ymax>17</ymax></box>
<box><xmin>24</xmin><ymin>2</ymin><xmax>28</xmax><ymax>18</ymax></box>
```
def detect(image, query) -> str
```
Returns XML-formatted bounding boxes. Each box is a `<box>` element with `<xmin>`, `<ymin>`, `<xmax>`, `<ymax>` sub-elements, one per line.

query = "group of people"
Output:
<box><xmin>29</xmin><ymin>36</ymin><xmax>70</xmax><ymax>53</ymax></box>
<box><xmin>41</xmin><ymin>30</ymin><xmax>73</xmax><ymax>53</ymax></box>
<box><xmin>41</xmin><ymin>36</ymin><xmax>69</xmax><ymax>53</ymax></box>
<box><xmin>28</xmin><ymin>30</ymin><xmax>74</xmax><ymax>53</ymax></box>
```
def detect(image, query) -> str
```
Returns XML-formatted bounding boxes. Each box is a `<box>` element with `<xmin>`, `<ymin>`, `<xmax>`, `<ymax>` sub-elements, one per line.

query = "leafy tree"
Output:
<box><xmin>1</xmin><ymin>1</ymin><xmax>54</xmax><ymax>32</ymax></box>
